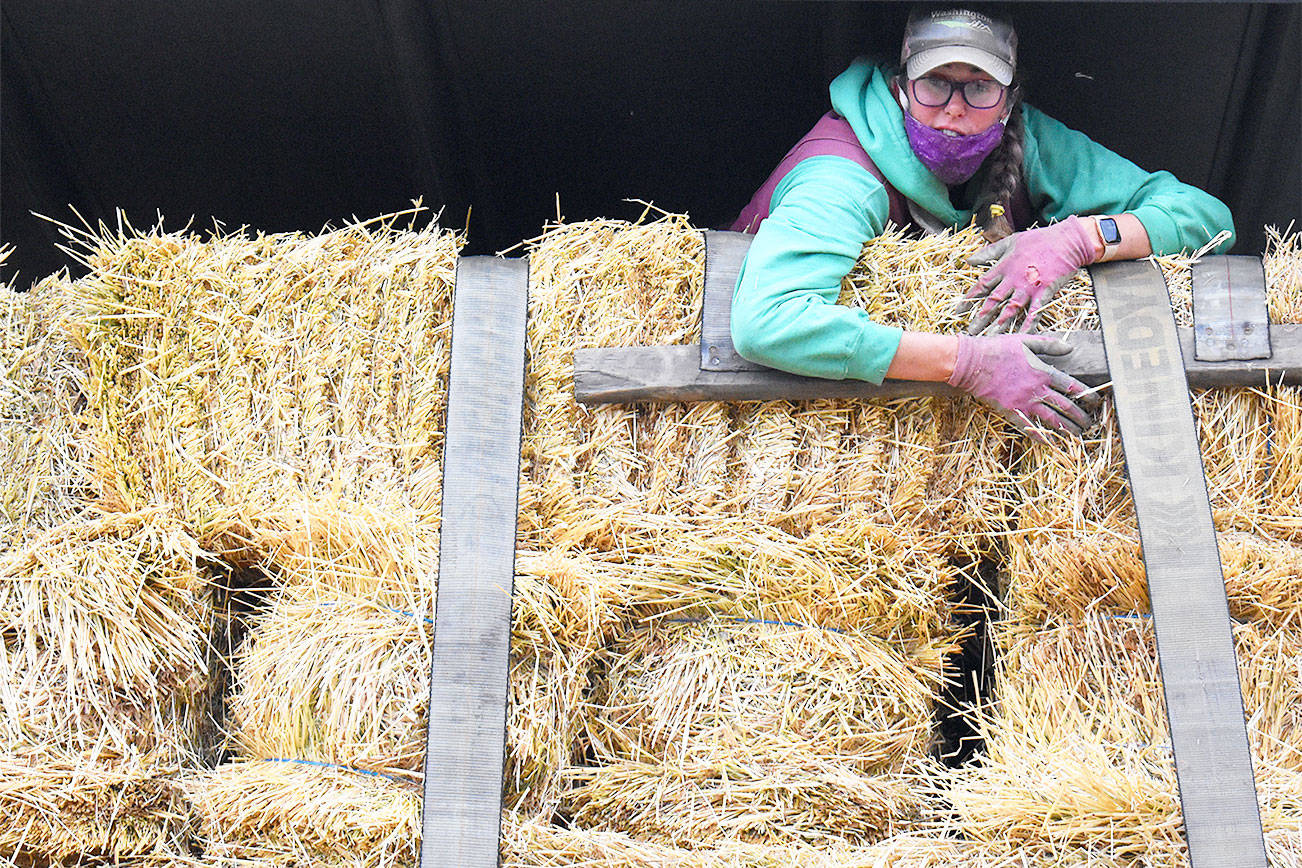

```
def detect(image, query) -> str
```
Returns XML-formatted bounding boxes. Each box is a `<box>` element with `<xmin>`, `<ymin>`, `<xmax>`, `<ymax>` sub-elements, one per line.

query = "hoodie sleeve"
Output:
<box><xmin>1022</xmin><ymin>106</ymin><xmax>1235</xmax><ymax>255</ymax></box>
<box><xmin>731</xmin><ymin>155</ymin><xmax>905</xmax><ymax>383</ymax></box>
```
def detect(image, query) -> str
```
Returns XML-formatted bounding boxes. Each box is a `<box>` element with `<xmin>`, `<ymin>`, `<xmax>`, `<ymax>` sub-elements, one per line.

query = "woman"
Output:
<box><xmin>729</xmin><ymin>6</ymin><xmax>1235</xmax><ymax>437</ymax></box>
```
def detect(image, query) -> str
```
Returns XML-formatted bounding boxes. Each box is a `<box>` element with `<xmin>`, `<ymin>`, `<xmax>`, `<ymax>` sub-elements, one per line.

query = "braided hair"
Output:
<box><xmin>972</xmin><ymin>81</ymin><xmax>1026</xmax><ymax>242</ymax></box>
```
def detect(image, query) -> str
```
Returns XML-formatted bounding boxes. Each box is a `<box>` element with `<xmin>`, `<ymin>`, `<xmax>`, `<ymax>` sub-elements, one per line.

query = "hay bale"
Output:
<box><xmin>0</xmin><ymin>510</ymin><xmax>217</xmax><ymax>860</ymax></box>
<box><xmin>949</xmin><ymin>615</ymin><xmax>1302</xmax><ymax>865</ymax></box>
<box><xmin>1256</xmin><ymin>383</ymin><xmax>1302</xmax><ymax>543</ymax></box>
<box><xmin>228</xmin><ymin>590</ymin><xmax>432</xmax><ymax>784</ymax></box>
<box><xmin>501</xmin><ymin>812</ymin><xmax>1030</xmax><ymax>867</ymax></box>
<box><xmin>1009</xmin><ymin>229</ymin><xmax>1302</xmax><ymax>545</ymax></box>
<box><xmin>0</xmin><ymin>272</ymin><xmax>94</xmax><ymax>551</ymax></box>
<box><xmin>506</xmin><ymin>551</ymin><xmax>637</xmax><ymax>816</ymax></box>
<box><xmin>188</xmin><ymin>760</ymin><xmax>420</xmax><ymax>867</ymax></box>
<box><xmin>563</xmin><ymin>616</ymin><xmax>955</xmax><ymax>850</ymax></box>
<box><xmin>248</xmin><ymin>501</ymin><xmax>440</xmax><ymax>612</ymax></box>
<box><xmin>520</xmin><ymin>214</ymin><xmax>1013</xmax><ymax>621</ymax></box>
<box><xmin>586</xmin><ymin>519</ymin><xmax>962</xmax><ymax>645</ymax></box>
<box><xmin>60</xmin><ymin>210</ymin><xmax>460</xmax><ymax>558</ymax></box>
<box><xmin>1010</xmin><ymin>388</ymin><xmax>1275</xmax><ymax>540</ymax></box>
<box><xmin>1005</xmin><ymin>528</ymin><xmax>1302</xmax><ymax>630</ymax></box>
<box><xmin>591</xmin><ymin>618</ymin><xmax>949</xmax><ymax>773</ymax></box>
<box><xmin>562</xmin><ymin>756</ymin><xmax>940</xmax><ymax>849</ymax></box>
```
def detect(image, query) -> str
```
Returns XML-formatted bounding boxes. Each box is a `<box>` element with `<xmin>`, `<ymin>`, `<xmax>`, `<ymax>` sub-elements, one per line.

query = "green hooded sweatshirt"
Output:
<box><xmin>731</xmin><ymin>59</ymin><xmax>1236</xmax><ymax>384</ymax></box>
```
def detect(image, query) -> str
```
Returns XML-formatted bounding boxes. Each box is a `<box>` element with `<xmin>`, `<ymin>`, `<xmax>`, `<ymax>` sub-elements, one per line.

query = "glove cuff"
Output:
<box><xmin>1062</xmin><ymin>215</ymin><xmax>1104</xmax><ymax>265</ymax></box>
<box><xmin>947</xmin><ymin>335</ymin><xmax>979</xmax><ymax>391</ymax></box>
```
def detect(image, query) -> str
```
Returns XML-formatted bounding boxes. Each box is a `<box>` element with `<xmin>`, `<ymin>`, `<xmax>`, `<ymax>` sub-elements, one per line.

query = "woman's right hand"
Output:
<box><xmin>963</xmin><ymin>215</ymin><xmax>1101</xmax><ymax>334</ymax></box>
<box><xmin>947</xmin><ymin>334</ymin><xmax>1100</xmax><ymax>438</ymax></box>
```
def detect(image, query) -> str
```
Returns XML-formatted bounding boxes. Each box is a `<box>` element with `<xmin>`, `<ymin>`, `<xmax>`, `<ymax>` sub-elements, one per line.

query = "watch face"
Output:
<box><xmin>1099</xmin><ymin>217</ymin><xmax>1121</xmax><ymax>245</ymax></box>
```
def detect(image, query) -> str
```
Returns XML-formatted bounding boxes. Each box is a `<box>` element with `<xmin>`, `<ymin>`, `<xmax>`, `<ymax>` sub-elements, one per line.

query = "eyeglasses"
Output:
<box><xmin>910</xmin><ymin>76</ymin><xmax>1006</xmax><ymax>110</ymax></box>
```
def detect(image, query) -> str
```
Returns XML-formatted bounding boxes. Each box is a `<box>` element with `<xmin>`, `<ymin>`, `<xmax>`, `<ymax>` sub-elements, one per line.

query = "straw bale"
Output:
<box><xmin>1265</xmin><ymin>225</ymin><xmax>1302</xmax><ymax>322</ymax></box>
<box><xmin>0</xmin><ymin>274</ymin><xmax>94</xmax><ymax>552</ymax></box>
<box><xmin>519</xmin><ymin>213</ymin><xmax>1011</xmax><ymax>647</ymax></box>
<box><xmin>0</xmin><ymin>745</ymin><xmax>195</xmax><ymax>863</ymax></box>
<box><xmin>502</xmin><ymin>813</ymin><xmax>1037</xmax><ymax>867</ymax></box>
<box><xmin>590</xmin><ymin>618</ymin><xmax>950</xmax><ymax>773</ymax></box>
<box><xmin>247</xmin><ymin>501</ymin><xmax>439</xmax><ymax>611</ymax></box>
<box><xmin>59</xmin><ymin>210</ymin><xmax>459</xmax><ymax>558</ymax></box>
<box><xmin>187</xmin><ymin>760</ymin><xmax>419</xmax><ymax>868</ymax></box>
<box><xmin>505</xmin><ymin>552</ymin><xmax>638</xmax><ymax>817</ymax></box>
<box><xmin>948</xmin><ymin>615</ymin><xmax>1302</xmax><ymax>864</ymax></box>
<box><xmin>1009</xmin><ymin>388</ymin><xmax>1275</xmax><ymax>539</ymax></box>
<box><xmin>217</xmin><ymin>543</ymin><xmax>621</xmax><ymax>840</ymax></box>
<box><xmin>1005</xmin><ymin>528</ymin><xmax>1302</xmax><ymax>630</ymax></box>
<box><xmin>223</xmin><ymin>585</ymin><xmax>593</xmax><ymax>813</ymax></box>
<box><xmin>227</xmin><ymin>589</ymin><xmax>432</xmax><ymax>783</ymax></box>
<box><xmin>1008</xmin><ymin>228</ymin><xmax>1302</xmax><ymax>544</ymax></box>
<box><xmin>1257</xmin><ymin>383</ymin><xmax>1302</xmax><ymax>543</ymax></box>
<box><xmin>0</xmin><ymin>510</ymin><xmax>217</xmax><ymax>860</ymax></box>
<box><xmin>562</xmin><ymin>755</ymin><xmax>941</xmax><ymax>849</ymax></box>
<box><xmin>591</xmin><ymin>518</ymin><xmax>960</xmax><ymax>643</ymax></box>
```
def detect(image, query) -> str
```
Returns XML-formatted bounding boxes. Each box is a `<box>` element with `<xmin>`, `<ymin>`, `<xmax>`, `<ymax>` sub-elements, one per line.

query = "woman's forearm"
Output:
<box><xmin>884</xmin><ymin>331</ymin><xmax>961</xmax><ymax>381</ymax></box>
<box><xmin>1092</xmin><ymin>213</ymin><xmax>1153</xmax><ymax>262</ymax></box>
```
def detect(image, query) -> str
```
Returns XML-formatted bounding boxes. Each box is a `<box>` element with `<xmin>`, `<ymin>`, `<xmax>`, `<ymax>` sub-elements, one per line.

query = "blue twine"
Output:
<box><xmin>317</xmin><ymin>600</ymin><xmax>433</xmax><ymax>626</ymax></box>
<box><xmin>389</xmin><ymin>606</ymin><xmax>435</xmax><ymax>626</ymax></box>
<box><xmin>665</xmin><ymin>616</ymin><xmax>844</xmax><ymax>634</ymax></box>
<box><xmin>261</xmin><ymin>756</ymin><xmax>408</xmax><ymax>784</ymax></box>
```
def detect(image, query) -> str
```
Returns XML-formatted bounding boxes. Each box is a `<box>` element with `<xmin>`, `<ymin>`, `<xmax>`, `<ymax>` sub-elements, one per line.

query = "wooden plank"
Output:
<box><xmin>1192</xmin><ymin>255</ymin><xmax>1272</xmax><ymax>361</ymax></box>
<box><xmin>575</xmin><ymin>324</ymin><xmax>1302</xmax><ymax>404</ymax></box>
<box><xmin>1089</xmin><ymin>260</ymin><xmax>1266</xmax><ymax>868</ymax></box>
<box><xmin>699</xmin><ymin>230</ymin><xmax>764</xmax><ymax>372</ymax></box>
<box><xmin>420</xmin><ymin>256</ymin><xmax>529</xmax><ymax>868</ymax></box>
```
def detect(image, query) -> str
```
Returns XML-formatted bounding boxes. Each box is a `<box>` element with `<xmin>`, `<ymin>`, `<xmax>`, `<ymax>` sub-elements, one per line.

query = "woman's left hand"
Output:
<box><xmin>963</xmin><ymin>215</ymin><xmax>1100</xmax><ymax>334</ymax></box>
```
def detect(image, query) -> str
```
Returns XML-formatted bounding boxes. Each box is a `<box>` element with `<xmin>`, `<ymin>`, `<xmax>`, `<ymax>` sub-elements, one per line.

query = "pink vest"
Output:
<box><xmin>728</xmin><ymin>111</ymin><xmax>1030</xmax><ymax>235</ymax></box>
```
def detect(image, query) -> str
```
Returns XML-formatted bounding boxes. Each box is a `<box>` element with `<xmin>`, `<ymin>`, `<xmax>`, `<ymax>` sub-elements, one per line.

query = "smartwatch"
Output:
<box><xmin>1094</xmin><ymin>216</ymin><xmax>1122</xmax><ymax>258</ymax></box>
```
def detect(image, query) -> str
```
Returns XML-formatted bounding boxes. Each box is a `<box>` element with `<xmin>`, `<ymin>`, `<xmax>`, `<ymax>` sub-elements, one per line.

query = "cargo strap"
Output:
<box><xmin>1192</xmin><ymin>255</ymin><xmax>1271</xmax><ymax>361</ymax></box>
<box><xmin>420</xmin><ymin>256</ymin><xmax>529</xmax><ymax>868</ymax></box>
<box><xmin>1089</xmin><ymin>259</ymin><xmax>1267</xmax><ymax>868</ymax></box>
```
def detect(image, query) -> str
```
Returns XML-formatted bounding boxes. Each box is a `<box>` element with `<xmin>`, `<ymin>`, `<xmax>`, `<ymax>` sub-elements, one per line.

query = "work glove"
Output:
<box><xmin>963</xmin><ymin>215</ymin><xmax>1099</xmax><ymax>335</ymax></box>
<box><xmin>948</xmin><ymin>334</ymin><xmax>1100</xmax><ymax>439</ymax></box>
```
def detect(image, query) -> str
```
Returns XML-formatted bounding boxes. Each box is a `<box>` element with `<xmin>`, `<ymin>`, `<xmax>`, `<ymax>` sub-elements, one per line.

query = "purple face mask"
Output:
<box><xmin>903</xmin><ymin>110</ymin><xmax>1005</xmax><ymax>185</ymax></box>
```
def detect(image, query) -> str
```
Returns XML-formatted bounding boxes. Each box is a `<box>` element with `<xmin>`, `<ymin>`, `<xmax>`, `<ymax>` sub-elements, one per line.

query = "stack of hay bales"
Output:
<box><xmin>949</xmin><ymin>227</ymin><xmax>1302</xmax><ymax>865</ymax></box>
<box><xmin>510</xmin><ymin>212</ymin><xmax>1021</xmax><ymax>860</ymax></box>
<box><xmin>1</xmin><ymin>250</ymin><xmax>221</xmax><ymax>862</ymax></box>
<box><xmin>50</xmin><ymin>214</ymin><xmax>469</xmax><ymax>864</ymax></box>
<box><xmin>10</xmin><ymin>201</ymin><xmax>1300</xmax><ymax>867</ymax></box>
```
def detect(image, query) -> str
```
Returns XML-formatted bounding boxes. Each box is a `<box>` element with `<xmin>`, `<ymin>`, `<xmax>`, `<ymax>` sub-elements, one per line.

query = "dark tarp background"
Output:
<box><xmin>2</xmin><ymin>1</ymin><xmax>1299</xmax><ymax>285</ymax></box>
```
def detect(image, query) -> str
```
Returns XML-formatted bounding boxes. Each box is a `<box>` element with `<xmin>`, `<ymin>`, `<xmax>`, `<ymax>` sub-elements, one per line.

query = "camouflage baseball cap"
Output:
<box><xmin>901</xmin><ymin>8</ymin><xmax>1017</xmax><ymax>86</ymax></box>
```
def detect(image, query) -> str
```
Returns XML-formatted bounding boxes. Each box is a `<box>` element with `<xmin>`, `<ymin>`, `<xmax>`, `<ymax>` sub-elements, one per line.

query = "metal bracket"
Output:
<box><xmin>1192</xmin><ymin>255</ymin><xmax>1271</xmax><ymax>362</ymax></box>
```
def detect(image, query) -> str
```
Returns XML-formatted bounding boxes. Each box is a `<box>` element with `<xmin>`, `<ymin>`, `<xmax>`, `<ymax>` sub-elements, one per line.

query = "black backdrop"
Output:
<box><xmin>2</xmin><ymin>2</ymin><xmax>1299</xmax><ymax>285</ymax></box>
